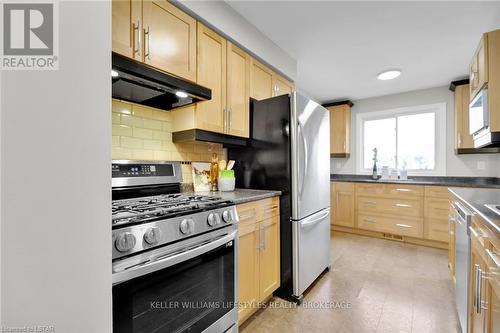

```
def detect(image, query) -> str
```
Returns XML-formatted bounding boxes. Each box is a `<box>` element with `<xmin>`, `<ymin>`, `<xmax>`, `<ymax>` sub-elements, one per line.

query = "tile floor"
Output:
<box><xmin>240</xmin><ymin>231</ymin><xmax>460</xmax><ymax>333</ymax></box>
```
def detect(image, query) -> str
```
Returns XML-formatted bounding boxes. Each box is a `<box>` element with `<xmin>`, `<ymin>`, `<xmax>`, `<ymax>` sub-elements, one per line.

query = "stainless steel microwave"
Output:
<box><xmin>469</xmin><ymin>88</ymin><xmax>488</xmax><ymax>137</ymax></box>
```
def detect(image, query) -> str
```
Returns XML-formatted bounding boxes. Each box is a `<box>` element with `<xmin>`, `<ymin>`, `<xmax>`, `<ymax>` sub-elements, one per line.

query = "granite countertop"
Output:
<box><xmin>449</xmin><ymin>187</ymin><xmax>500</xmax><ymax>233</ymax></box>
<box><xmin>331</xmin><ymin>174</ymin><xmax>500</xmax><ymax>189</ymax></box>
<box><xmin>184</xmin><ymin>188</ymin><xmax>281</xmax><ymax>205</ymax></box>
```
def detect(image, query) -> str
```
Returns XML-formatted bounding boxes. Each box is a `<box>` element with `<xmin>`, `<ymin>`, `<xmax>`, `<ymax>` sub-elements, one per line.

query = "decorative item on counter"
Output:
<box><xmin>381</xmin><ymin>166</ymin><xmax>389</xmax><ymax>180</ymax></box>
<box><xmin>210</xmin><ymin>153</ymin><xmax>219</xmax><ymax>192</ymax></box>
<box><xmin>399</xmin><ymin>161</ymin><xmax>408</xmax><ymax>180</ymax></box>
<box><xmin>389</xmin><ymin>169</ymin><xmax>398</xmax><ymax>180</ymax></box>
<box><xmin>217</xmin><ymin>160</ymin><xmax>236</xmax><ymax>192</ymax></box>
<box><xmin>191</xmin><ymin>162</ymin><xmax>211</xmax><ymax>192</ymax></box>
<box><xmin>371</xmin><ymin>148</ymin><xmax>378</xmax><ymax>180</ymax></box>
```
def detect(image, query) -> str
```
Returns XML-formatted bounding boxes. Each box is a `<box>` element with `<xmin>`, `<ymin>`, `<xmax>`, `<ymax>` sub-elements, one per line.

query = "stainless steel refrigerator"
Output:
<box><xmin>228</xmin><ymin>92</ymin><xmax>331</xmax><ymax>302</ymax></box>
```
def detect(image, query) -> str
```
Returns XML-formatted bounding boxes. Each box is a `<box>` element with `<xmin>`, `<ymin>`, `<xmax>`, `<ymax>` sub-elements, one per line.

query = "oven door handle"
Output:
<box><xmin>112</xmin><ymin>230</ymin><xmax>237</xmax><ymax>285</ymax></box>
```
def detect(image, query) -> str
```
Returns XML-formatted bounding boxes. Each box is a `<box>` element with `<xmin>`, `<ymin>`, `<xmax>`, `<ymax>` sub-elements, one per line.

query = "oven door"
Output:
<box><xmin>469</xmin><ymin>88</ymin><xmax>488</xmax><ymax>136</ymax></box>
<box><xmin>112</xmin><ymin>229</ymin><xmax>237</xmax><ymax>333</ymax></box>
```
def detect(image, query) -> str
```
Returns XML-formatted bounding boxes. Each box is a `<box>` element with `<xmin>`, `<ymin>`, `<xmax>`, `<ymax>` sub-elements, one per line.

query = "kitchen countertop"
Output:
<box><xmin>331</xmin><ymin>174</ymin><xmax>500</xmax><ymax>188</ymax></box>
<box><xmin>184</xmin><ymin>189</ymin><xmax>281</xmax><ymax>205</ymax></box>
<box><xmin>449</xmin><ymin>187</ymin><xmax>500</xmax><ymax>233</ymax></box>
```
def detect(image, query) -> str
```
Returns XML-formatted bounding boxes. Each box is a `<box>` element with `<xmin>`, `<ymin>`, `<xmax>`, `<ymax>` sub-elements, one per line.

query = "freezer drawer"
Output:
<box><xmin>292</xmin><ymin>208</ymin><xmax>331</xmax><ymax>298</ymax></box>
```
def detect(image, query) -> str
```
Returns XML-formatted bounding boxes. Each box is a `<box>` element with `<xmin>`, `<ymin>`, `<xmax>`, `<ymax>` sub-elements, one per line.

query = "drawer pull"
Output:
<box><xmin>363</xmin><ymin>219</ymin><xmax>376</xmax><ymax>223</ymax></box>
<box><xmin>395</xmin><ymin>203</ymin><xmax>412</xmax><ymax>208</ymax></box>
<box><xmin>264</xmin><ymin>205</ymin><xmax>279</xmax><ymax>211</ymax></box>
<box><xmin>469</xmin><ymin>226</ymin><xmax>487</xmax><ymax>240</ymax></box>
<box><xmin>364</xmin><ymin>201</ymin><xmax>377</xmax><ymax>205</ymax></box>
<box><xmin>486</xmin><ymin>249</ymin><xmax>500</xmax><ymax>269</ymax></box>
<box><xmin>396</xmin><ymin>223</ymin><xmax>413</xmax><ymax>228</ymax></box>
<box><xmin>396</xmin><ymin>188</ymin><xmax>413</xmax><ymax>192</ymax></box>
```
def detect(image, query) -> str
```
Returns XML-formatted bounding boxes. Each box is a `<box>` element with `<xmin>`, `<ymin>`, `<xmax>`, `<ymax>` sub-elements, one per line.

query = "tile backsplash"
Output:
<box><xmin>112</xmin><ymin>99</ymin><xmax>225</xmax><ymax>183</ymax></box>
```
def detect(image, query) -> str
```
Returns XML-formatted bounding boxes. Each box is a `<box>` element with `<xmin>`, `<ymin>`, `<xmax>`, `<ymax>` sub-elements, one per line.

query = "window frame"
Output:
<box><xmin>356</xmin><ymin>103</ymin><xmax>447</xmax><ymax>176</ymax></box>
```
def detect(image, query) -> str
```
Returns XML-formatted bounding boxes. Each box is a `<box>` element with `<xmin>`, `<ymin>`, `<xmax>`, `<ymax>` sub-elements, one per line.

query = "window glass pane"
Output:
<box><xmin>397</xmin><ymin>112</ymin><xmax>435</xmax><ymax>170</ymax></box>
<box><xmin>363</xmin><ymin>118</ymin><xmax>396</xmax><ymax>169</ymax></box>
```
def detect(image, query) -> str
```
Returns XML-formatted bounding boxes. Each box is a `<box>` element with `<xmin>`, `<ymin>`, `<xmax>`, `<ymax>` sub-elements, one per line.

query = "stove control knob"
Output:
<box><xmin>222</xmin><ymin>210</ymin><xmax>232</xmax><ymax>223</ymax></box>
<box><xmin>115</xmin><ymin>232</ymin><xmax>136</xmax><ymax>252</ymax></box>
<box><xmin>180</xmin><ymin>219</ymin><xmax>194</xmax><ymax>235</ymax></box>
<box><xmin>144</xmin><ymin>226</ymin><xmax>162</xmax><ymax>245</ymax></box>
<box><xmin>207</xmin><ymin>213</ymin><xmax>219</xmax><ymax>227</ymax></box>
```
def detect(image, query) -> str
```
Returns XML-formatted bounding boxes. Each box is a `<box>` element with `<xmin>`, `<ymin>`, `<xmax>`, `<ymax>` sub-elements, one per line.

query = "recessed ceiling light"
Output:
<box><xmin>111</xmin><ymin>70</ymin><xmax>119</xmax><ymax>77</ymax></box>
<box><xmin>377</xmin><ymin>70</ymin><xmax>401</xmax><ymax>81</ymax></box>
<box><xmin>175</xmin><ymin>91</ymin><xmax>189</xmax><ymax>98</ymax></box>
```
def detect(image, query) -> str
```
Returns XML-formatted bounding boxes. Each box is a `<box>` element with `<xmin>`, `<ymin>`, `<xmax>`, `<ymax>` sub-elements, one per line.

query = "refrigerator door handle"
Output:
<box><xmin>300</xmin><ymin>209</ymin><xmax>330</xmax><ymax>228</ymax></box>
<box><xmin>297</xmin><ymin>120</ymin><xmax>308</xmax><ymax>195</ymax></box>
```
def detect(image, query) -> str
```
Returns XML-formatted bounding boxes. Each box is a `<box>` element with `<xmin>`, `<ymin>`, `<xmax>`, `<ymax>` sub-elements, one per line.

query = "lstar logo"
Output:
<box><xmin>1</xmin><ymin>2</ymin><xmax>58</xmax><ymax>70</ymax></box>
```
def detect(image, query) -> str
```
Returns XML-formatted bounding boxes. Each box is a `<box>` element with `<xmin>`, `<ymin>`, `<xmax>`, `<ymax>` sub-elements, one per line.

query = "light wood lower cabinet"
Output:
<box><xmin>237</xmin><ymin>197</ymin><xmax>280</xmax><ymax>325</ymax></box>
<box><xmin>331</xmin><ymin>182</ymin><xmax>355</xmax><ymax>228</ymax></box>
<box><xmin>332</xmin><ymin>182</ymin><xmax>454</xmax><ymax>247</ymax></box>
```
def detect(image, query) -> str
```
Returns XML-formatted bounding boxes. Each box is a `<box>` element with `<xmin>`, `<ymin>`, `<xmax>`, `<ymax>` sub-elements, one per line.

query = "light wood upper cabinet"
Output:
<box><xmin>452</xmin><ymin>82</ymin><xmax>475</xmax><ymax>151</ymax></box>
<box><xmin>142</xmin><ymin>0</ymin><xmax>197</xmax><ymax>82</ymax></box>
<box><xmin>468</xmin><ymin>29</ymin><xmax>500</xmax><ymax>134</ymax></box>
<box><xmin>332</xmin><ymin>182</ymin><xmax>355</xmax><ymax>228</ymax></box>
<box><xmin>470</xmin><ymin>34</ymin><xmax>489</xmax><ymax>100</ymax></box>
<box><xmin>326</xmin><ymin>102</ymin><xmax>352</xmax><ymax>157</ymax></box>
<box><xmin>272</xmin><ymin>75</ymin><xmax>293</xmax><ymax>97</ymax></box>
<box><xmin>250</xmin><ymin>59</ymin><xmax>274</xmax><ymax>100</ymax></box>
<box><xmin>112</xmin><ymin>0</ymin><xmax>196</xmax><ymax>82</ymax></box>
<box><xmin>195</xmin><ymin>23</ymin><xmax>227</xmax><ymax>134</ymax></box>
<box><xmin>259</xmin><ymin>215</ymin><xmax>280</xmax><ymax>300</ymax></box>
<box><xmin>112</xmin><ymin>0</ymin><xmax>142</xmax><ymax>60</ymax></box>
<box><xmin>227</xmin><ymin>42</ymin><xmax>250</xmax><ymax>138</ymax></box>
<box><xmin>250</xmin><ymin>59</ymin><xmax>294</xmax><ymax>100</ymax></box>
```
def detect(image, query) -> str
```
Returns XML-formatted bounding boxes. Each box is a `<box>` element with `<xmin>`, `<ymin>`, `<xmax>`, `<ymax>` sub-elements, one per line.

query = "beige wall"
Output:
<box><xmin>112</xmin><ymin>99</ymin><xmax>225</xmax><ymax>183</ymax></box>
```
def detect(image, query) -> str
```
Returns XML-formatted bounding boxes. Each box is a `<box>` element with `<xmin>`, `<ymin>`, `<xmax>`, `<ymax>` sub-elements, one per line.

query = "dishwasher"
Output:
<box><xmin>454</xmin><ymin>201</ymin><xmax>472</xmax><ymax>333</ymax></box>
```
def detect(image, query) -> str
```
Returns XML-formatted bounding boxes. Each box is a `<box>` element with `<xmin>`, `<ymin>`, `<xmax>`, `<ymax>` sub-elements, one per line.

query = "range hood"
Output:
<box><xmin>112</xmin><ymin>52</ymin><xmax>211</xmax><ymax>111</ymax></box>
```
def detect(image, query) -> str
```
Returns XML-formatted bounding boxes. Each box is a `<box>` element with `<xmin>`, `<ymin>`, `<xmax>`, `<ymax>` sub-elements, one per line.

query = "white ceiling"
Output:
<box><xmin>226</xmin><ymin>1</ymin><xmax>500</xmax><ymax>103</ymax></box>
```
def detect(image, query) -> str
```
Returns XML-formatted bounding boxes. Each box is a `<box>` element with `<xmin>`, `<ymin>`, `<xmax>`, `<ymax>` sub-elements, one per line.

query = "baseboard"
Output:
<box><xmin>331</xmin><ymin>225</ymin><xmax>448</xmax><ymax>250</ymax></box>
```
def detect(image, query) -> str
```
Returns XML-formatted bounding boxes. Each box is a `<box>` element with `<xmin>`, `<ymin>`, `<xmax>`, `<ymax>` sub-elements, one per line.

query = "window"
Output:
<box><xmin>357</xmin><ymin>103</ymin><xmax>446</xmax><ymax>175</ymax></box>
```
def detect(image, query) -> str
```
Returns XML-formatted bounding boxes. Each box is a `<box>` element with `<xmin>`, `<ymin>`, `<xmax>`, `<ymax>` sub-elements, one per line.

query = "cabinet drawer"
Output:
<box><xmin>356</xmin><ymin>197</ymin><xmax>422</xmax><ymax>217</ymax></box>
<box><xmin>236</xmin><ymin>196</ymin><xmax>279</xmax><ymax>225</ymax></box>
<box><xmin>424</xmin><ymin>186</ymin><xmax>450</xmax><ymax>199</ymax></box>
<box><xmin>425</xmin><ymin>218</ymin><xmax>449</xmax><ymax>243</ymax></box>
<box><xmin>357</xmin><ymin>214</ymin><xmax>423</xmax><ymax>238</ymax></box>
<box><xmin>424</xmin><ymin>198</ymin><xmax>450</xmax><ymax>219</ymax></box>
<box><xmin>333</xmin><ymin>182</ymin><xmax>354</xmax><ymax>192</ymax></box>
<box><xmin>385</xmin><ymin>184</ymin><xmax>423</xmax><ymax>198</ymax></box>
<box><xmin>355</xmin><ymin>183</ymin><xmax>386</xmax><ymax>196</ymax></box>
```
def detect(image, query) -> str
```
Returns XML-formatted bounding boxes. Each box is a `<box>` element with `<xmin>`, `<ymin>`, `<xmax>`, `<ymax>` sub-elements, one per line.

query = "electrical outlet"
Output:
<box><xmin>477</xmin><ymin>161</ymin><xmax>486</xmax><ymax>170</ymax></box>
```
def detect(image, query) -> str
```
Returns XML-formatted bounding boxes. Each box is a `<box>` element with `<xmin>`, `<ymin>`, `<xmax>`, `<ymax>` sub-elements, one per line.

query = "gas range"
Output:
<box><xmin>112</xmin><ymin>193</ymin><xmax>234</xmax><ymax>227</ymax></box>
<box><xmin>111</xmin><ymin>160</ymin><xmax>239</xmax><ymax>333</ymax></box>
<box><xmin>111</xmin><ymin>160</ymin><xmax>238</xmax><ymax>261</ymax></box>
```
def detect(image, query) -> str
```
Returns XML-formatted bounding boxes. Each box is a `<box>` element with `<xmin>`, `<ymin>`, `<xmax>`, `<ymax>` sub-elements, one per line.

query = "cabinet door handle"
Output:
<box><xmin>396</xmin><ymin>223</ymin><xmax>413</xmax><ymax>228</ymax></box>
<box><xmin>144</xmin><ymin>26</ymin><xmax>150</xmax><ymax>59</ymax></box>
<box><xmin>396</xmin><ymin>188</ymin><xmax>412</xmax><ymax>192</ymax></box>
<box><xmin>395</xmin><ymin>203</ymin><xmax>412</xmax><ymax>208</ymax></box>
<box><xmin>474</xmin><ymin>264</ymin><xmax>479</xmax><ymax>312</ymax></box>
<box><xmin>223</xmin><ymin>107</ymin><xmax>227</xmax><ymax>132</ymax></box>
<box><xmin>364</xmin><ymin>201</ymin><xmax>377</xmax><ymax>205</ymax></box>
<box><xmin>363</xmin><ymin>218</ymin><xmax>376</xmax><ymax>223</ymax></box>
<box><xmin>228</xmin><ymin>107</ymin><xmax>232</xmax><ymax>131</ymax></box>
<box><xmin>260</xmin><ymin>226</ymin><xmax>265</xmax><ymax>250</ymax></box>
<box><xmin>133</xmin><ymin>20</ymin><xmax>140</xmax><ymax>55</ymax></box>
